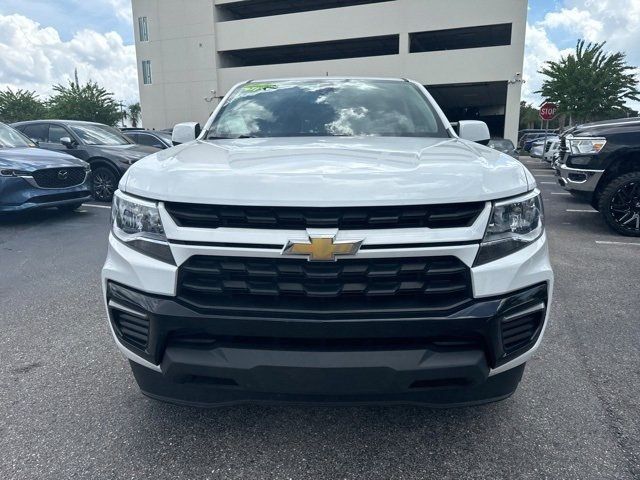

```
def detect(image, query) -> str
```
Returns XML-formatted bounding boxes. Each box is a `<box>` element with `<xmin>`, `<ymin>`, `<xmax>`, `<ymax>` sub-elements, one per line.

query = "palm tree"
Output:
<box><xmin>127</xmin><ymin>103</ymin><xmax>142</xmax><ymax>128</ymax></box>
<box><xmin>537</xmin><ymin>40</ymin><xmax>639</xmax><ymax>125</ymax></box>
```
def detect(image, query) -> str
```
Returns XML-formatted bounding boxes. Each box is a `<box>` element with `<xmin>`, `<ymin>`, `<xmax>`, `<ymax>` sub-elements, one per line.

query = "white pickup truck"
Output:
<box><xmin>102</xmin><ymin>78</ymin><xmax>553</xmax><ymax>407</ymax></box>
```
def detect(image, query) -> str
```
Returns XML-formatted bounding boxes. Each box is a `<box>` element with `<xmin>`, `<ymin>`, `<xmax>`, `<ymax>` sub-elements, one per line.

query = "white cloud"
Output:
<box><xmin>541</xmin><ymin>7</ymin><xmax>604</xmax><ymax>42</ymax></box>
<box><xmin>106</xmin><ymin>0</ymin><xmax>133</xmax><ymax>24</ymax></box>
<box><xmin>0</xmin><ymin>14</ymin><xmax>138</xmax><ymax>105</ymax></box>
<box><xmin>523</xmin><ymin>23</ymin><xmax>568</xmax><ymax>106</ymax></box>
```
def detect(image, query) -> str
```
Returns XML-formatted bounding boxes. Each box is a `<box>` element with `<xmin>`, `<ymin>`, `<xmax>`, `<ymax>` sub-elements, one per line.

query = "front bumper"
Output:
<box><xmin>557</xmin><ymin>163</ymin><xmax>604</xmax><ymax>196</ymax></box>
<box><xmin>102</xmin><ymin>226</ymin><xmax>553</xmax><ymax>406</ymax></box>
<box><xmin>107</xmin><ymin>280</ymin><xmax>545</xmax><ymax>406</ymax></box>
<box><xmin>0</xmin><ymin>175</ymin><xmax>92</xmax><ymax>212</ymax></box>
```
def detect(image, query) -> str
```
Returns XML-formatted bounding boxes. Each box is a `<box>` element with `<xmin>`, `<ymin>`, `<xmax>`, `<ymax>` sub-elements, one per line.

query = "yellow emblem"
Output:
<box><xmin>283</xmin><ymin>235</ymin><xmax>363</xmax><ymax>262</ymax></box>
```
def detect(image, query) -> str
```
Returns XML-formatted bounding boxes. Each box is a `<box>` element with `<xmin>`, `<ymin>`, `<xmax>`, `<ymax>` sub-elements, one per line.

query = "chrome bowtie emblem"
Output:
<box><xmin>57</xmin><ymin>170</ymin><xmax>68</xmax><ymax>180</ymax></box>
<box><xmin>283</xmin><ymin>234</ymin><xmax>363</xmax><ymax>262</ymax></box>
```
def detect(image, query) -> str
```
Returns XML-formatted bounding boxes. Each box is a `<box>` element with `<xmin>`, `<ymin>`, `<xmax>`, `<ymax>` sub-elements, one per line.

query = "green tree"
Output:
<box><xmin>537</xmin><ymin>40</ymin><xmax>640</xmax><ymax>124</ymax></box>
<box><xmin>0</xmin><ymin>88</ymin><xmax>47</xmax><ymax>123</ymax></box>
<box><xmin>127</xmin><ymin>102</ymin><xmax>141</xmax><ymax>128</ymax></box>
<box><xmin>519</xmin><ymin>101</ymin><xmax>540</xmax><ymax>130</ymax></box>
<box><xmin>47</xmin><ymin>73</ymin><xmax>121</xmax><ymax>126</ymax></box>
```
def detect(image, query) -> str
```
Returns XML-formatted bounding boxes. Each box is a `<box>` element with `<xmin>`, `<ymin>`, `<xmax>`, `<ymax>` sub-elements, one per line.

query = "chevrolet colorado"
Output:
<box><xmin>102</xmin><ymin>78</ymin><xmax>553</xmax><ymax>406</ymax></box>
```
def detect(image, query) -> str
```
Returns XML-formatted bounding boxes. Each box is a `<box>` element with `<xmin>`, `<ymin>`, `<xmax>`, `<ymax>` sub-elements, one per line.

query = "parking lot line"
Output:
<box><xmin>596</xmin><ymin>240</ymin><xmax>640</xmax><ymax>247</ymax></box>
<box><xmin>567</xmin><ymin>209</ymin><xmax>598</xmax><ymax>213</ymax></box>
<box><xmin>540</xmin><ymin>182</ymin><xmax>557</xmax><ymax>185</ymax></box>
<box><xmin>551</xmin><ymin>192</ymin><xmax>571</xmax><ymax>195</ymax></box>
<box><xmin>84</xmin><ymin>204</ymin><xmax>111</xmax><ymax>210</ymax></box>
<box><xmin>534</xmin><ymin>174</ymin><xmax>556</xmax><ymax>178</ymax></box>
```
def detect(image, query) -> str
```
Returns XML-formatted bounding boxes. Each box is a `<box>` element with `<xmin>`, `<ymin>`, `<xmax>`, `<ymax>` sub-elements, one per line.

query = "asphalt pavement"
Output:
<box><xmin>1</xmin><ymin>158</ymin><xmax>639</xmax><ymax>479</ymax></box>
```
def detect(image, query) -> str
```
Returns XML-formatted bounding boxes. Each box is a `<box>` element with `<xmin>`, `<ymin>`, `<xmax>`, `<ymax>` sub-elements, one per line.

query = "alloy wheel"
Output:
<box><xmin>610</xmin><ymin>181</ymin><xmax>640</xmax><ymax>233</ymax></box>
<box><xmin>93</xmin><ymin>170</ymin><xmax>116</xmax><ymax>202</ymax></box>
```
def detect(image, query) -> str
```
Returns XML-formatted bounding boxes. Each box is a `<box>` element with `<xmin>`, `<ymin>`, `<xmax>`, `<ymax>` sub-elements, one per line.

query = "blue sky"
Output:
<box><xmin>0</xmin><ymin>0</ymin><xmax>133</xmax><ymax>42</ymax></box>
<box><xmin>0</xmin><ymin>0</ymin><xmax>638</xmax><ymax>109</ymax></box>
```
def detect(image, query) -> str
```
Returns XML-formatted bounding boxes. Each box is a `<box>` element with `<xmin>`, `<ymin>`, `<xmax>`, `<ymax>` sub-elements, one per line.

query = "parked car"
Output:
<box><xmin>530</xmin><ymin>139</ymin><xmax>546</xmax><ymax>158</ymax></box>
<box><xmin>517</xmin><ymin>129</ymin><xmax>556</xmax><ymax>149</ymax></box>
<box><xmin>11</xmin><ymin>120</ymin><xmax>160</xmax><ymax>201</ymax></box>
<box><xmin>543</xmin><ymin>137</ymin><xmax>561</xmax><ymax>163</ymax></box>
<box><xmin>103</xmin><ymin>77</ymin><xmax>553</xmax><ymax>407</ymax></box>
<box><xmin>488</xmin><ymin>138</ymin><xmax>519</xmax><ymax>158</ymax></box>
<box><xmin>522</xmin><ymin>133</ymin><xmax>549</xmax><ymax>153</ymax></box>
<box><xmin>123</xmin><ymin>129</ymin><xmax>173</xmax><ymax>149</ymax></box>
<box><xmin>531</xmin><ymin>136</ymin><xmax>560</xmax><ymax>160</ymax></box>
<box><xmin>0</xmin><ymin>122</ymin><xmax>92</xmax><ymax>213</ymax></box>
<box><xmin>556</xmin><ymin>117</ymin><xmax>640</xmax><ymax>236</ymax></box>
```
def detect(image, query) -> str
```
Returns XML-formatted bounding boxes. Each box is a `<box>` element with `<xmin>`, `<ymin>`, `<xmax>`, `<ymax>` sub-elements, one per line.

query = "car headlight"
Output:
<box><xmin>568</xmin><ymin>137</ymin><xmax>607</xmax><ymax>155</ymax></box>
<box><xmin>0</xmin><ymin>169</ymin><xmax>31</xmax><ymax>177</ymax></box>
<box><xmin>111</xmin><ymin>191</ymin><xmax>174</xmax><ymax>264</ymax></box>
<box><xmin>475</xmin><ymin>189</ymin><xmax>544</xmax><ymax>266</ymax></box>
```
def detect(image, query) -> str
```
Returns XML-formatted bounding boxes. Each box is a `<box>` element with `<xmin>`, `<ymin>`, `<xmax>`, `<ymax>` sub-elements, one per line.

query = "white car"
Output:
<box><xmin>531</xmin><ymin>136</ymin><xmax>560</xmax><ymax>161</ymax></box>
<box><xmin>102</xmin><ymin>78</ymin><xmax>553</xmax><ymax>407</ymax></box>
<box><xmin>543</xmin><ymin>137</ymin><xmax>561</xmax><ymax>163</ymax></box>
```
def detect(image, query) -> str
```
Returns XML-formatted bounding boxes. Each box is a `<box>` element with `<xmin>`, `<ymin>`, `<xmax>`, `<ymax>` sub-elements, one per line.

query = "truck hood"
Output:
<box><xmin>0</xmin><ymin>147</ymin><xmax>87</xmax><ymax>171</ymax></box>
<box><xmin>122</xmin><ymin>137</ymin><xmax>531</xmax><ymax>206</ymax></box>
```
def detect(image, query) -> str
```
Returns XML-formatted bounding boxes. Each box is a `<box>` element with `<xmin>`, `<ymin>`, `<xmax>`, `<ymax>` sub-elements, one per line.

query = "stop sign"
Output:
<box><xmin>539</xmin><ymin>102</ymin><xmax>558</xmax><ymax>121</ymax></box>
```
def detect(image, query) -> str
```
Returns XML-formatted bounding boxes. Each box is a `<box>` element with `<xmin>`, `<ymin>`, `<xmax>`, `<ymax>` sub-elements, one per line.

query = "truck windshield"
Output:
<box><xmin>207</xmin><ymin>79</ymin><xmax>447</xmax><ymax>139</ymax></box>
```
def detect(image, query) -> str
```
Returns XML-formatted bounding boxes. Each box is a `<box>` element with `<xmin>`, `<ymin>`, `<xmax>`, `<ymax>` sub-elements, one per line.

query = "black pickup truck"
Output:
<box><xmin>556</xmin><ymin>117</ymin><xmax>640</xmax><ymax>236</ymax></box>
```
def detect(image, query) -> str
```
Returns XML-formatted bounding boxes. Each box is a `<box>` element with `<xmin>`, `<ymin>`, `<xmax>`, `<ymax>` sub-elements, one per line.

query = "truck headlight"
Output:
<box><xmin>475</xmin><ymin>189</ymin><xmax>544</xmax><ymax>266</ymax></box>
<box><xmin>568</xmin><ymin>137</ymin><xmax>607</xmax><ymax>155</ymax></box>
<box><xmin>111</xmin><ymin>191</ymin><xmax>174</xmax><ymax>264</ymax></box>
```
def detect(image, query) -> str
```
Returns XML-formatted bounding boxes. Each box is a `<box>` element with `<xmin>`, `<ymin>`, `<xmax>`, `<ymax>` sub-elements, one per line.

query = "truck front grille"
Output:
<box><xmin>32</xmin><ymin>167</ymin><xmax>86</xmax><ymax>188</ymax></box>
<box><xmin>164</xmin><ymin>202</ymin><xmax>485</xmax><ymax>230</ymax></box>
<box><xmin>559</xmin><ymin>136</ymin><xmax>568</xmax><ymax>155</ymax></box>
<box><xmin>177</xmin><ymin>255</ymin><xmax>473</xmax><ymax>316</ymax></box>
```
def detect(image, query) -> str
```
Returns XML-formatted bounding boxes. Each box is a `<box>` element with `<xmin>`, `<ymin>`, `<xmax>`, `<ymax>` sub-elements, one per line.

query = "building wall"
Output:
<box><xmin>132</xmin><ymin>0</ymin><xmax>527</xmax><ymax>142</ymax></box>
<box><xmin>132</xmin><ymin>0</ymin><xmax>220</xmax><ymax>129</ymax></box>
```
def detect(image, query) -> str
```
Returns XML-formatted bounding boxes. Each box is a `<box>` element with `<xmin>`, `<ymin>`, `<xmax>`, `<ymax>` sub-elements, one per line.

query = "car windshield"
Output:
<box><xmin>207</xmin><ymin>79</ymin><xmax>447</xmax><ymax>139</ymax></box>
<box><xmin>0</xmin><ymin>123</ymin><xmax>35</xmax><ymax>148</ymax></box>
<box><xmin>70</xmin><ymin>124</ymin><xmax>132</xmax><ymax>146</ymax></box>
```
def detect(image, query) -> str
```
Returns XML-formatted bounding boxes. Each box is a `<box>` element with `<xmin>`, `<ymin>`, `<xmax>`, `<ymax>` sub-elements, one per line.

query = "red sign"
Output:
<box><xmin>539</xmin><ymin>102</ymin><xmax>558</xmax><ymax>121</ymax></box>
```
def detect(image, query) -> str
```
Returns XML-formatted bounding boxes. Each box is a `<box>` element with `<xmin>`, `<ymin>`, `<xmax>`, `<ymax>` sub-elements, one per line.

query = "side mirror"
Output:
<box><xmin>172</xmin><ymin>122</ymin><xmax>201</xmax><ymax>146</ymax></box>
<box><xmin>457</xmin><ymin>121</ymin><xmax>490</xmax><ymax>145</ymax></box>
<box><xmin>60</xmin><ymin>137</ymin><xmax>75</xmax><ymax>148</ymax></box>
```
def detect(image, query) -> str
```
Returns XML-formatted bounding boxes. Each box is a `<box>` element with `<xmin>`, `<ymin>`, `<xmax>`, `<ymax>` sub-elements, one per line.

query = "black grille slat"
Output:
<box><xmin>113</xmin><ymin>311</ymin><xmax>150</xmax><ymax>349</ymax></box>
<box><xmin>177</xmin><ymin>256</ymin><xmax>473</xmax><ymax>314</ymax></box>
<box><xmin>32</xmin><ymin>168</ymin><xmax>85</xmax><ymax>188</ymax></box>
<box><xmin>500</xmin><ymin>311</ymin><xmax>543</xmax><ymax>353</ymax></box>
<box><xmin>559</xmin><ymin>136</ymin><xmax>568</xmax><ymax>157</ymax></box>
<box><xmin>165</xmin><ymin>202</ymin><xmax>485</xmax><ymax>230</ymax></box>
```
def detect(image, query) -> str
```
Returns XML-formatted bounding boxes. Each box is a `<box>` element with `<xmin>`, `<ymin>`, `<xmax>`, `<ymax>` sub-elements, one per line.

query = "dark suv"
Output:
<box><xmin>556</xmin><ymin>117</ymin><xmax>640</xmax><ymax>236</ymax></box>
<box><xmin>12</xmin><ymin>120</ymin><xmax>159</xmax><ymax>201</ymax></box>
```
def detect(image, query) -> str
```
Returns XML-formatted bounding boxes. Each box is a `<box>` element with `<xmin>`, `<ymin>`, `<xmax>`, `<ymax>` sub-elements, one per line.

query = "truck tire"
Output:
<box><xmin>92</xmin><ymin>166</ymin><xmax>118</xmax><ymax>202</ymax></box>
<box><xmin>598</xmin><ymin>171</ymin><xmax>640</xmax><ymax>237</ymax></box>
